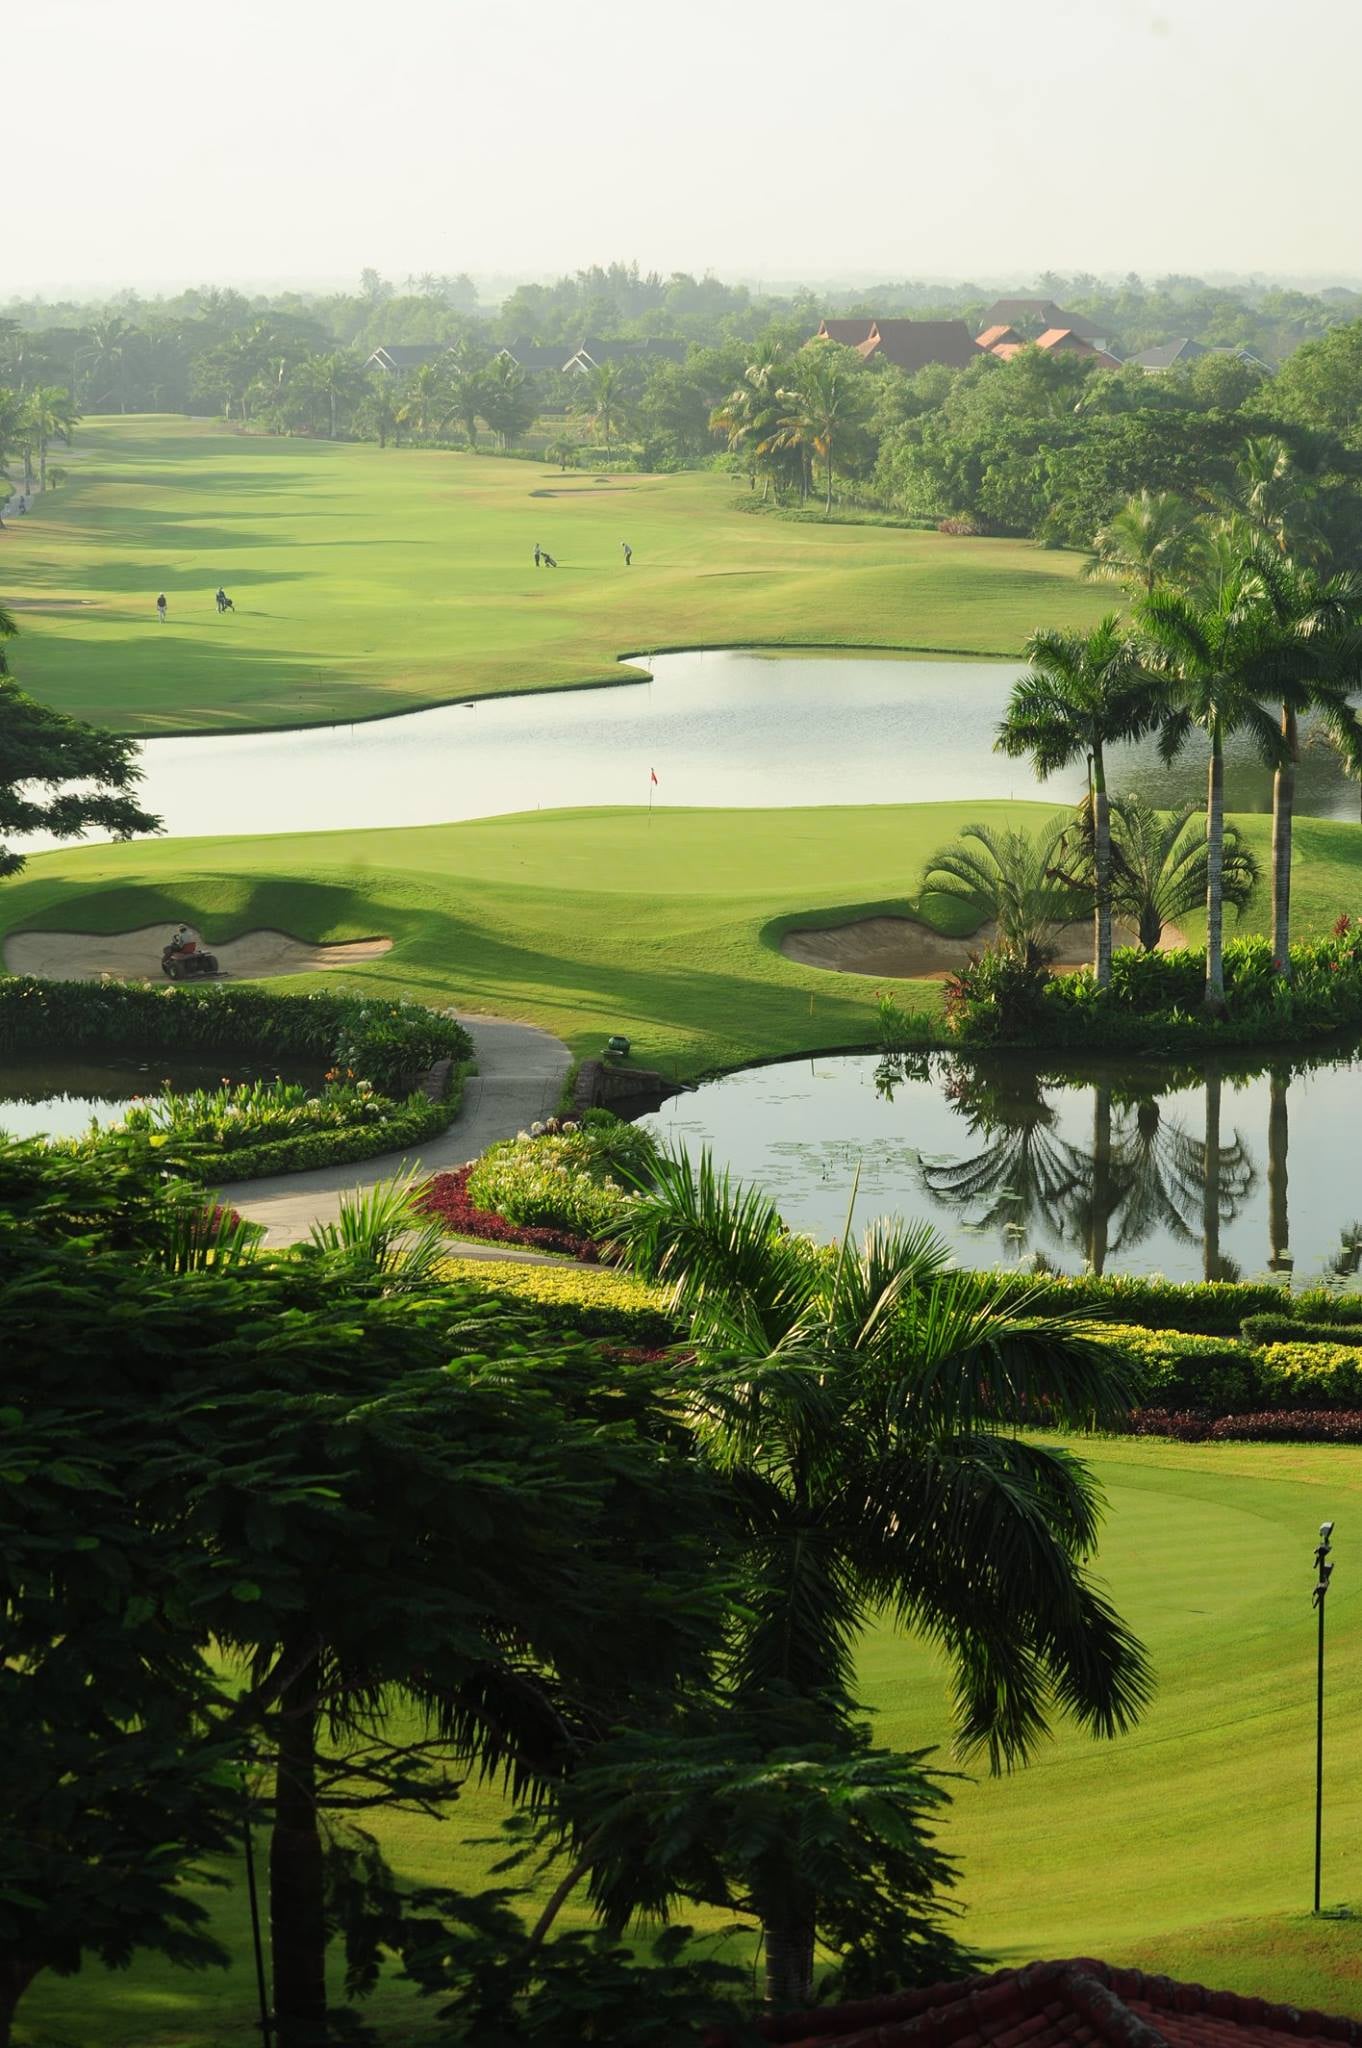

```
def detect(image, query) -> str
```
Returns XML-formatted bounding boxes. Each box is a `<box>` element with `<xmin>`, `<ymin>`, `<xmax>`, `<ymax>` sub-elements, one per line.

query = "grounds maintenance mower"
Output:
<box><xmin>161</xmin><ymin>935</ymin><xmax>220</xmax><ymax>980</ymax></box>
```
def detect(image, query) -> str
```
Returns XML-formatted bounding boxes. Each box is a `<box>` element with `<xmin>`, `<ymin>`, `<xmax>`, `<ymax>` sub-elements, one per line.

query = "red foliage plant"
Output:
<box><xmin>1130</xmin><ymin>1408</ymin><xmax>1362</xmax><ymax>1443</ymax></box>
<box><xmin>416</xmin><ymin>1165</ymin><xmax>603</xmax><ymax>1262</ymax></box>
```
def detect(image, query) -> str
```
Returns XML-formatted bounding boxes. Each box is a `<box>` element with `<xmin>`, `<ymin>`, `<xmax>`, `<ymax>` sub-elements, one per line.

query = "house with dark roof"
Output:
<box><xmin>813</xmin><ymin>318</ymin><xmax>979</xmax><ymax>372</ymax></box>
<box><xmin>497</xmin><ymin>338</ymin><xmax>575</xmax><ymax>372</ymax></box>
<box><xmin>977</xmin><ymin>298</ymin><xmax>1116</xmax><ymax>353</ymax></box>
<box><xmin>363</xmin><ymin>343</ymin><xmax>448</xmax><ymax>375</ymax></box>
<box><xmin>561</xmin><ymin>337</ymin><xmax>687</xmax><ymax>373</ymax></box>
<box><xmin>1129</xmin><ymin>337</ymin><xmax>1270</xmax><ymax>373</ymax></box>
<box><xmin>708</xmin><ymin>1956</ymin><xmax>1362</xmax><ymax>2048</ymax></box>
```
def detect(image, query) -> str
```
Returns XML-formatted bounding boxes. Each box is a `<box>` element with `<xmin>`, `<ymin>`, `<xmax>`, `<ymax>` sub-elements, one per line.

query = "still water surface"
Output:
<box><xmin>47</xmin><ymin>650</ymin><xmax>1362</xmax><ymax>844</ymax></box>
<box><xmin>642</xmin><ymin>1047</ymin><xmax>1362</xmax><ymax>1287</ymax></box>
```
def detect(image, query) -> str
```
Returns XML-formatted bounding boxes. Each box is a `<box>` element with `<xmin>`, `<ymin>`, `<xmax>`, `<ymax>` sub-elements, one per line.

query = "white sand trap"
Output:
<box><xmin>780</xmin><ymin>915</ymin><xmax>1183</xmax><ymax>980</ymax></box>
<box><xmin>4</xmin><ymin>923</ymin><xmax>393</xmax><ymax>983</ymax></box>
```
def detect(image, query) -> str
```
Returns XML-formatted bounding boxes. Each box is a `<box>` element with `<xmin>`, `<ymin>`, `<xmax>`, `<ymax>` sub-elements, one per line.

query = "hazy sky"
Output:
<box><xmin>14</xmin><ymin>0</ymin><xmax>1362</xmax><ymax>296</ymax></box>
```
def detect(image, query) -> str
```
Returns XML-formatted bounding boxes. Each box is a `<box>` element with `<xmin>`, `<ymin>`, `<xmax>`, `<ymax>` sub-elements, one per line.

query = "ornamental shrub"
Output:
<box><xmin>1241</xmin><ymin>1315</ymin><xmax>1362</xmax><ymax>1350</ymax></box>
<box><xmin>436</xmin><ymin>1258</ymin><xmax>678</xmax><ymax>1346</ymax></box>
<box><xmin>418</xmin><ymin>1166</ymin><xmax>602</xmax><ymax>1261</ymax></box>
<box><xmin>983</xmin><ymin>1271</ymin><xmax>1362</xmax><ymax>1337</ymax></box>
<box><xmin>465</xmin><ymin>1114</ymin><xmax>656</xmax><ymax>1240</ymax></box>
<box><xmin>1130</xmin><ymin>1409</ymin><xmax>1362</xmax><ymax>1443</ymax></box>
<box><xmin>0</xmin><ymin>976</ymin><xmax>471</xmax><ymax>1095</ymax></box>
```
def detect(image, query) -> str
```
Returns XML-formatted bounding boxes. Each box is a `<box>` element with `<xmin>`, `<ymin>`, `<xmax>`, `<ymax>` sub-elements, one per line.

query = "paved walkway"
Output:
<box><xmin>218</xmin><ymin>1012</ymin><xmax>572</xmax><ymax>1249</ymax></box>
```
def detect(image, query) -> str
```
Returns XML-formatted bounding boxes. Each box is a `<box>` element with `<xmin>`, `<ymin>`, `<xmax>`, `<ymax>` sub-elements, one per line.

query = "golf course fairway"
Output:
<box><xmin>2</xmin><ymin>416</ymin><xmax>1110</xmax><ymax>734</ymax></box>
<box><xmin>19</xmin><ymin>1437</ymin><xmax>1362</xmax><ymax>2045</ymax></box>
<box><xmin>4</xmin><ymin>803</ymin><xmax>1361</xmax><ymax>1076</ymax></box>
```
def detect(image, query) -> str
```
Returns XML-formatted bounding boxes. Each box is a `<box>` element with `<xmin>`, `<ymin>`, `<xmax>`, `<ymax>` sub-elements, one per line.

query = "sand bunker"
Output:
<box><xmin>3</xmin><ymin>924</ymin><xmax>393</xmax><ymax>983</ymax></box>
<box><xmin>780</xmin><ymin>914</ymin><xmax>1181</xmax><ymax>980</ymax></box>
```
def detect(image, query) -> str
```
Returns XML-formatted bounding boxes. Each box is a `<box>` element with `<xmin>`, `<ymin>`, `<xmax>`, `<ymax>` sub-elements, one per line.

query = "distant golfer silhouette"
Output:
<box><xmin>621</xmin><ymin>540</ymin><xmax>632</xmax><ymax>566</ymax></box>
<box><xmin>156</xmin><ymin>594</ymin><xmax>167</xmax><ymax>624</ymax></box>
<box><xmin>533</xmin><ymin>543</ymin><xmax>542</xmax><ymax>568</ymax></box>
<box><xmin>215</xmin><ymin>587</ymin><xmax>234</xmax><ymax>613</ymax></box>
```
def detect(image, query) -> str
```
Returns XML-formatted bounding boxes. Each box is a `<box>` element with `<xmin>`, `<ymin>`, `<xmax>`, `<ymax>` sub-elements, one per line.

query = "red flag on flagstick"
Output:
<box><xmin>650</xmin><ymin>769</ymin><xmax>658</xmax><ymax>785</ymax></box>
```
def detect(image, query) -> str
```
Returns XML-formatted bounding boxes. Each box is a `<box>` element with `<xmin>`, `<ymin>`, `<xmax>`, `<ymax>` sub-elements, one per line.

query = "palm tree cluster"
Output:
<box><xmin>711</xmin><ymin>337</ymin><xmax>873</xmax><ymax>514</ymax></box>
<box><xmin>994</xmin><ymin>445</ymin><xmax>1362</xmax><ymax>1012</ymax></box>
<box><xmin>0</xmin><ymin>385</ymin><xmax>79</xmax><ymax>498</ymax></box>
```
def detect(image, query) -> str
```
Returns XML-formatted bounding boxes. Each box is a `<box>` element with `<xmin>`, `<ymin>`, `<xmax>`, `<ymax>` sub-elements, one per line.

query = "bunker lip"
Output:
<box><xmin>3</xmin><ymin>924</ymin><xmax>393</xmax><ymax>983</ymax></box>
<box><xmin>780</xmin><ymin>913</ymin><xmax>1185</xmax><ymax>980</ymax></box>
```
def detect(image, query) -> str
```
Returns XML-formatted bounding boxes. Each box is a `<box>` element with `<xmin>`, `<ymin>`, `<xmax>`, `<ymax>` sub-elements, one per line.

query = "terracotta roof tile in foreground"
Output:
<box><xmin>706</xmin><ymin>1959</ymin><xmax>1362</xmax><ymax>2048</ymax></box>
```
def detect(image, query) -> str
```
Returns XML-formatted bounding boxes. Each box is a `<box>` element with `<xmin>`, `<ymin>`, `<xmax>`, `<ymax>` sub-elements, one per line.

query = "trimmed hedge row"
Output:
<box><xmin>1082</xmin><ymin>1321</ymin><xmax>1362</xmax><ymax>1414</ymax></box>
<box><xmin>436</xmin><ymin>1257</ymin><xmax>678</xmax><ymax>1346</ymax></box>
<box><xmin>990</xmin><ymin>1270</ymin><xmax>1362</xmax><ymax>1337</ymax></box>
<box><xmin>0</xmin><ymin>976</ymin><xmax>472</xmax><ymax>1097</ymax></box>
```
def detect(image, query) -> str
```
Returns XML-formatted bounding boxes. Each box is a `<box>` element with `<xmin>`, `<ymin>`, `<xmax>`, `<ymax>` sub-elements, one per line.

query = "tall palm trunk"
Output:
<box><xmin>1270</xmin><ymin>704</ymin><xmax>1297</xmax><ymax>977</ymax></box>
<box><xmin>824</xmin><ymin>435</ymin><xmax>834</xmax><ymax>517</ymax></box>
<box><xmin>1202</xmin><ymin>1067</ymin><xmax>1223</xmax><ymax>1281</ymax></box>
<box><xmin>1204</xmin><ymin>725</ymin><xmax>1227</xmax><ymax>1013</ymax></box>
<box><xmin>38</xmin><ymin>437</ymin><xmax>47</xmax><ymax>491</ymax></box>
<box><xmin>763</xmin><ymin>1906</ymin><xmax>816</xmax><ymax>2008</ymax></box>
<box><xmin>1091</xmin><ymin>745</ymin><xmax>1113</xmax><ymax>987</ymax></box>
<box><xmin>0</xmin><ymin>1962</ymin><xmax>38</xmax><ymax>2047</ymax></box>
<box><xmin>1268</xmin><ymin>1066</ymin><xmax>1291</xmax><ymax>1273</ymax></box>
<box><xmin>270</xmin><ymin>1649</ymin><xmax>327</xmax><ymax>2048</ymax></box>
<box><xmin>1088</xmin><ymin>1083</ymin><xmax>1112</xmax><ymax>1276</ymax></box>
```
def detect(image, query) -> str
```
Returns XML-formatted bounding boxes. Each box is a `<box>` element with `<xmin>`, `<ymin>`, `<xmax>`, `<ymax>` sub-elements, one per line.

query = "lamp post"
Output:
<box><xmin>1313</xmin><ymin>1520</ymin><xmax>1335</xmax><ymax>1916</ymax></box>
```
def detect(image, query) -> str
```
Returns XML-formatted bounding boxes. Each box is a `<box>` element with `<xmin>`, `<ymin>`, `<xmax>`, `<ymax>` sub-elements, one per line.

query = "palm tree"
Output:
<box><xmin>996</xmin><ymin>618</ymin><xmax>1157</xmax><ymax>986</ymax></box>
<box><xmin>1233</xmin><ymin>436</ymin><xmax>1327</xmax><ymax>564</ymax></box>
<box><xmin>1238</xmin><ymin>546</ymin><xmax>1362</xmax><ymax>974</ymax></box>
<box><xmin>711</xmin><ymin>338</ymin><xmax>791</xmax><ymax>498</ymax></box>
<box><xmin>446</xmin><ymin>337</ymin><xmax>492</xmax><ymax>449</ymax></box>
<box><xmin>80</xmin><ymin>315</ymin><xmax>139</xmax><ymax>411</ymax></box>
<box><xmin>578</xmin><ymin>359</ymin><xmax>632</xmax><ymax>463</ymax></box>
<box><xmin>920</xmin><ymin>816</ymin><xmax>1085</xmax><ymax>963</ymax></box>
<box><xmin>395</xmin><ymin>361</ymin><xmax>452</xmax><ymax>442</ymax></box>
<box><xmin>356</xmin><ymin>376</ymin><xmax>401</xmax><ymax>449</ymax></box>
<box><xmin>1138</xmin><ymin>567</ymin><xmax>1291</xmax><ymax>1011</ymax></box>
<box><xmin>768</xmin><ymin>340</ymin><xmax>870</xmax><ymax>516</ymax></box>
<box><xmin>299</xmin><ymin>350</ymin><xmax>366</xmax><ymax>439</ymax></box>
<box><xmin>1101</xmin><ymin>794</ymin><xmax>1259</xmax><ymax>951</ymax></box>
<box><xmin>23</xmin><ymin>387</ymin><xmax>78</xmax><ymax>492</ymax></box>
<box><xmin>1084</xmin><ymin>490</ymin><xmax>1203</xmax><ymax>596</ymax></box>
<box><xmin>546</xmin><ymin>436</ymin><xmax>579</xmax><ymax>472</ymax></box>
<box><xmin>609</xmin><ymin>1153</ymin><xmax>1150</xmax><ymax>2007</ymax></box>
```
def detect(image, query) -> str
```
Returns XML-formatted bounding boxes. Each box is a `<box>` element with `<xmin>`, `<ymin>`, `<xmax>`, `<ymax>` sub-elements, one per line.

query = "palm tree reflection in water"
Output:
<box><xmin>884</xmin><ymin>1054</ymin><xmax>1258</xmax><ymax>1277</ymax></box>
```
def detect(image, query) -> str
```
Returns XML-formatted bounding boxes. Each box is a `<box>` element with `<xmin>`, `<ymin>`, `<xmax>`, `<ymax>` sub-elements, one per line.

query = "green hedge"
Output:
<box><xmin>1241</xmin><ymin>1314</ymin><xmax>1362</xmax><ymax>1349</ymax></box>
<box><xmin>0</xmin><ymin>977</ymin><xmax>472</xmax><ymax>1097</ymax></box>
<box><xmin>1076</xmin><ymin>1321</ymin><xmax>1362</xmax><ymax>1413</ymax></box>
<box><xmin>1</xmin><ymin>976</ymin><xmax>473</xmax><ymax>1181</ymax></box>
<box><xmin>988</xmin><ymin>1270</ymin><xmax>1362</xmax><ymax>1337</ymax></box>
<box><xmin>949</xmin><ymin>929</ymin><xmax>1362</xmax><ymax>1053</ymax></box>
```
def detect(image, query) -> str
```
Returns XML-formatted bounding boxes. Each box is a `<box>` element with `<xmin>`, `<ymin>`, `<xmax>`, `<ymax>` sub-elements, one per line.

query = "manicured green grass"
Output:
<box><xmin>3</xmin><ymin>802</ymin><xmax>1360</xmax><ymax>1080</ymax></box>
<box><xmin>3</xmin><ymin>416</ymin><xmax>1110</xmax><ymax>734</ymax></box>
<box><xmin>23</xmin><ymin>1436</ymin><xmax>1362</xmax><ymax>2044</ymax></box>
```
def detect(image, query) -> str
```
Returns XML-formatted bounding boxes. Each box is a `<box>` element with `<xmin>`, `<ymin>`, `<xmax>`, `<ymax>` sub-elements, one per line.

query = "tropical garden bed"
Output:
<box><xmin>0</xmin><ymin>976</ymin><xmax>473</xmax><ymax>1179</ymax></box>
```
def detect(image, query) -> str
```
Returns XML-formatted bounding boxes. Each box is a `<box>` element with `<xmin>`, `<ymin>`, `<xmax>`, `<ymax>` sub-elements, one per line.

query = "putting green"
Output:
<box><xmin>2</xmin><ymin>803</ymin><xmax>1359</xmax><ymax>1079</ymax></box>
<box><xmin>22</xmin><ymin>1437</ymin><xmax>1362</xmax><ymax>2045</ymax></box>
<box><xmin>2</xmin><ymin>416</ymin><xmax>1109</xmax><ymax>735</ymax></box>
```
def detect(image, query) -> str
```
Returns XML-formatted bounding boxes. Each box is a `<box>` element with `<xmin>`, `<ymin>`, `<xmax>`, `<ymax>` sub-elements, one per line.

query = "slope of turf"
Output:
<box><xmin>22</xmin><ymin>1437</ymin><xmax>1362</xmax><ymax>2045</ymax></box>
<box><xmin>2</xmin><ymin>416</ymin><xmax>1110</xmax><ymax>734</ymax></box>
<box><xmin>3</xmin><ymin>803</ymin><xmax>1360</xmax><ymax>1080</ymax></box>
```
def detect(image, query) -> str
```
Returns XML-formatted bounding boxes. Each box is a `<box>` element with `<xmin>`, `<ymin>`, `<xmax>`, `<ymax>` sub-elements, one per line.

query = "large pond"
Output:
<box><xmin>642</xmin><ymin>1046</ymin><xmax>1362</xmax><ymax>1287</ymax></box>
<box><xmin>0</xmin><ymin>1052</ymin><xmax>326</xmax><ymax>1143</ymax></box>
<box><xmin>30</xmin><ymin>649</ymin><xmax>1362</xmax><ymax>846</ymax></box>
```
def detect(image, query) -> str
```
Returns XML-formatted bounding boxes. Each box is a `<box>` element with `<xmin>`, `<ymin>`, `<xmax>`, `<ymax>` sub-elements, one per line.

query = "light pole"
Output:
<box><xmin>1313</xmin><ymin>1520</ymin><xmax>1335</xmax><ymax>1916</ymax></box>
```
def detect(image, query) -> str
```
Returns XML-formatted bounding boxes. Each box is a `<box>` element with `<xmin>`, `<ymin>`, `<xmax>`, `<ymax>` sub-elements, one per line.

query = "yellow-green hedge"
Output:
<box><xmin>437</xmin><ymin>1258</ymin><xmax>677</xmax><ymax>1345</ymax></box>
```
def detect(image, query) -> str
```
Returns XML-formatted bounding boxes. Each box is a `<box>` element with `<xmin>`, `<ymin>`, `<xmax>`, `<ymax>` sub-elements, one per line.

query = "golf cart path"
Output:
<box><xmin>218</xmin><ymin>1011</ymin><xmax>572</xmax><ymax>1249</ymax></box>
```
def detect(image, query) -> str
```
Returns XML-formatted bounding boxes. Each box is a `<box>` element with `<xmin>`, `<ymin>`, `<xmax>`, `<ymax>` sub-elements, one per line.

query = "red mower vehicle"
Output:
<box><xmin>161</xmin><ymin>937</ymin><xmax>219</xmax><ymax>980</ymax></box>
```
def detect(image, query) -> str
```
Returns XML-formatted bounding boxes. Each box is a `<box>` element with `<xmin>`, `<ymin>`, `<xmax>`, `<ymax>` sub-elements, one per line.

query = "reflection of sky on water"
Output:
<box><xmin>20</xmin><ymin>648</ymin><xmax>1360</xmax><ymax>848</ymax></box>
<box><xmin>642</xmin><ymin>1050</ymin><xmax>1362</xmax><ymax>1287</ymax></box>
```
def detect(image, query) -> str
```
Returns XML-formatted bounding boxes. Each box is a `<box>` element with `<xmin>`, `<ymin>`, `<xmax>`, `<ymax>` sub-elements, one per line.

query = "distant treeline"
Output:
<box><xmin>5</xmin><ymin>263</ymin><xmax>1362</xmax><ymax>556</ymax></box>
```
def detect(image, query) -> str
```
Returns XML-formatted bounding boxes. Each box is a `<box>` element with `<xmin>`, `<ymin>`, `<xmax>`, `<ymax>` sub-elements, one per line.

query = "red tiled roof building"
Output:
<box><xmin>710</xmin><ymin>1959</ymin><xmax>1362</xmax><ymax>2048</ymax></box>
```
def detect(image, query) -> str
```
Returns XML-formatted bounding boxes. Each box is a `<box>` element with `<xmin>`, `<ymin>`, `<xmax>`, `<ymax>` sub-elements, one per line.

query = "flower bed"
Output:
<box><xmin>1128</xmin><ymin>1409</ymin><xmax>1362</xmax><ymax>1443</ymax></box>
<box><xmin>418</xmin><ymin>1164</ymin><xmax>603</xmax><ymax>1261</ymax></box>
